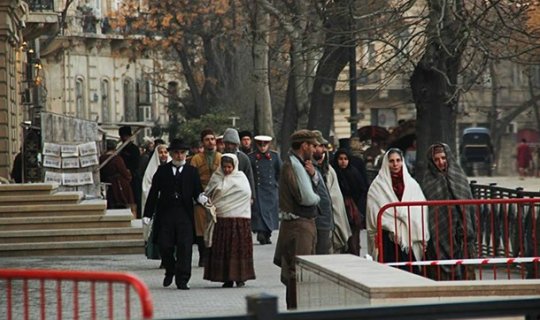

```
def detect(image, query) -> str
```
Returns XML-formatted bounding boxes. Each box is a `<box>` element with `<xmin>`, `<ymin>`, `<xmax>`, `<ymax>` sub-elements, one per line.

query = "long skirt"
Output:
<box><xmin>204</xmin><ymin>217</ymin><xmax>256</xmax><ymax>282</ymax></box>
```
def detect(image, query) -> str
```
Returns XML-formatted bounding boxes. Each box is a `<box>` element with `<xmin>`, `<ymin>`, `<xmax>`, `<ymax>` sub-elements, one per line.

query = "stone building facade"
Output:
<box><xmin>0</xmin><ymin>0</ymin><xmax>184</xmax><ymax>181</ymax></box>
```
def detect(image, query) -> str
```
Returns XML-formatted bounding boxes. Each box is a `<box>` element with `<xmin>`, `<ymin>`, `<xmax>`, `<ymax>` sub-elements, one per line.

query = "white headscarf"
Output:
<box><xmin>141</xmin><ymin>144</ymin><xmax>171</xmax><ymax>215</ymax></box>
<box><xmin>367</xmin><ymin>149</ymin><xmax>430</xmax><ymax>261</ymax></box>
<box><xmin>205</xmin><ymin>153</ymin><xmax>251</xmax><ymax>218</ymax></box>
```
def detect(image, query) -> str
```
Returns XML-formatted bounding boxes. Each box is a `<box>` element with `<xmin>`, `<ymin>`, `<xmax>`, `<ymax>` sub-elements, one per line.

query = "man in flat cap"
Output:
<box><xmin>312</xmin><ymin>131</ymin><xmax>351</xmax><ymax>254</ymax></box>
<box><xmin>249</xmin><ymin>135</ymin><xmax>282</xmax><ymax>245</ymax></box>
<box><xmin>274</xmin><ymin>129</ymin><xmax>320</xmax><ymax>309</ymax></box>
<box><xmin>311</xmin><ymin>130</ymin><xmax>337</xmax><ymax>254</ymax></box>
<box><xmin>143</xmin><ymin>139</ymin><xmax>204</xmax><ymax>290</ymax></box>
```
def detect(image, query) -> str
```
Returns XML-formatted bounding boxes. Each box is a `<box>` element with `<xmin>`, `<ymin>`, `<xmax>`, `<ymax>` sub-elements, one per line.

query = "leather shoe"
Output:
<box><xmin>222</xmin><ymin>281</ymin><xmax>234</xmax><ymax>288</ymax></box>
<box><xmin>177</xmin><ymin>283</ymin><xmax>190</xmax><ymax>290</ymax></box>
<box><xmin>163</xmin><ymin>275</ymin><xmax>173</xmax><ymax>287</ymax></box>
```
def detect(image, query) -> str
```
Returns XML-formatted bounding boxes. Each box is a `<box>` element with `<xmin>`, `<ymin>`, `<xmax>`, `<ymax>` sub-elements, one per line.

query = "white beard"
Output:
<box><xmin>171</xmin><ymin>159</ymin><xmax>186</xmax><ymax>167</ymax></box>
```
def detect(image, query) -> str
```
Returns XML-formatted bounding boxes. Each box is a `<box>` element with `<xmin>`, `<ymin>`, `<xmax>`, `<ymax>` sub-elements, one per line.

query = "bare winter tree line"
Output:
<box><xmin>111</xmin><ymin>0</ymin><xmax>540</xmax><ymax>175</ymax></box>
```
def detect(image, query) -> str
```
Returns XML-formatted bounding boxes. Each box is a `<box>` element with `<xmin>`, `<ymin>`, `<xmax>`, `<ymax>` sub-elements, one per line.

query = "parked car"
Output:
<box><xmin>459</xmin><ymin>127</ymin><xmax>494</xmax><ymax>176</ymax></box>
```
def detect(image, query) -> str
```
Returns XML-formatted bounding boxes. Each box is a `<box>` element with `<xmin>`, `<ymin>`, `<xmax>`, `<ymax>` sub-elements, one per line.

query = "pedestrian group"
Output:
<box><xmin>99</xmin><ymin>126</ymin><xmax>478</xmax><ymax>309</ymax></box>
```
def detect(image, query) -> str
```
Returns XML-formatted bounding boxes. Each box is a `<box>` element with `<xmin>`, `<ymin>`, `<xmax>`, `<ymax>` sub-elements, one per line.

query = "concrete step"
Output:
<box><xmin>0</xmin><ymin>191</ymin><xmax>83</xmax><ymax>206</ymax></box>
<box><xmin>0</xmin><ymin>201</ymin><xmax>107</xmax><ymax>218</ymax></box>
<box><xmin>0</xmin><ymin>211</ymin><xmax>133</xmax><ymax>231</ymax></box>
<box><xmin>0</xmin><ymin>226</ymin><xmax>143</xmax><ymax>243</ymax></box>
<box><xmin>0</xmin><ymin>182</ymin><xmax>59</xmax><ymax>197</ymax></box>
<box><xmin>0</xmin><ymin>239</ymin><xmax>145</xmax><ymax>257</ymax></box>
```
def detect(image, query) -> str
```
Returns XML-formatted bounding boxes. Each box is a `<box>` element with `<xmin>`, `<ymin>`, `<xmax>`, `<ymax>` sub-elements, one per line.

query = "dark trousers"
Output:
<box><xmin>316</xmin><ymin>229</ymin><xmax>331</xmax><ymax>254</ymax></box>
<box><xmin>158</xmin><ymin>212</ymin><xmax>194</xmax><ymax>286</ymax></box>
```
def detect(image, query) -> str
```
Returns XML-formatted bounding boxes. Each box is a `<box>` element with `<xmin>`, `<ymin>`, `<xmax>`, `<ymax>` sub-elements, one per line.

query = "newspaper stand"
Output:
<box><xmin>0</xmin><ymin>269</ymin><xmax>153</xmax><ymax>320</ymax></box>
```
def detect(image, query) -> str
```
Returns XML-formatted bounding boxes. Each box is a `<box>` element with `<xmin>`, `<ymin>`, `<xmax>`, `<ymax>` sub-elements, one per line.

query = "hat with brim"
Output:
<box><xmin>254</xmin><ymin>135</ymin><xmax>273</xmax><ymax>142</ymax></box>
<box><xmin>311</xmin><ymin>130</ymin><xmax>329</xmax><ymax>145</ymax></box>
<box><xmin>168</xmin><ymin>139</ymin><xmax>190</xmax><ymax>151</ymax></box>
<box><xmin>290</xmin><ymin>129</ymin><xmax>319</xmax><ymax>146</ymax></box>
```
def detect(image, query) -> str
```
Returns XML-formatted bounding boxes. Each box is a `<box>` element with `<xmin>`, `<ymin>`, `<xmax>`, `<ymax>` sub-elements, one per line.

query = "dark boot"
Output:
<box><xmin>196</xmin><ymin>236</ymin><xmax>206</xmax><ymax>267</ymax></box>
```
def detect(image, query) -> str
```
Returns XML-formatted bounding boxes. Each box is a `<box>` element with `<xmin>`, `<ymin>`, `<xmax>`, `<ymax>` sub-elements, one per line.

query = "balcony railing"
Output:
<box><xmin>26</xmin><ymin>0</ymin><xmax>54</xmax><ymax>11</ymax></box>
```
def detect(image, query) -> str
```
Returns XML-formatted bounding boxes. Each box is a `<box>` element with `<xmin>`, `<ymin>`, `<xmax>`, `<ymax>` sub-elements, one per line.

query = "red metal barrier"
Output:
<box><xmin>0</xmin><ymin>269</ymin><xmax>153</xmax><ymax>320</ymax></box>
<box><xmin>375</xmin><ymin>198</ymin><xmax>540</xmax><ymax>280</ymax></box>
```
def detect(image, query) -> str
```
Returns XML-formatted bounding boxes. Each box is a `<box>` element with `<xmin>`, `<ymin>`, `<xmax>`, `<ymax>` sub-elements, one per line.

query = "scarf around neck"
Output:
<box><xmin>289</xmin><ymin>152</ymin><xmax>320</xmax><ymax>207</ymax></box>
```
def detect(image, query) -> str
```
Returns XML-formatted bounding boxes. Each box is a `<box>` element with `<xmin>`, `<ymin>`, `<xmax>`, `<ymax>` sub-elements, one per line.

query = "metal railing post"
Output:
<box><xmin>246</xmin><ymin>293</ymin><xmax>278</xmax><ymax>320</ymax></box>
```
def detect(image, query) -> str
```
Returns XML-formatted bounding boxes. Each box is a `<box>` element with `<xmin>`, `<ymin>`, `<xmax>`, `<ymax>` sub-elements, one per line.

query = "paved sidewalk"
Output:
<box><xmin>0</xmin><ymin>238</ymin><xmax>288</xmax><ymax>319</ymax></box>
<box><xmin>0</xmin><ymin>176</ymin><xmax>534</xmax><ymax>319</ymax></box>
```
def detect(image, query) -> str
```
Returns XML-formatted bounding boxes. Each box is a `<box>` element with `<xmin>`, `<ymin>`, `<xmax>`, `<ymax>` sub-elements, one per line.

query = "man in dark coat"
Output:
<box><xmin>239</xmin><ymin>130</ymin><xmax>253</xmax><ymax>154</ymax></box>
<box><xmin>249</xmin><ymin>135</ymin><xmax>282</xmax><ymax>245</ymax></box>
<box><xmin>119</xmin><ymin>126</ymin><xmax>142</xmax><ymax>217</ymax></box>
<box><xmin>143</xmin><ymin>139</ymin><xmax>204</xmax><ymax>290</ymax></box>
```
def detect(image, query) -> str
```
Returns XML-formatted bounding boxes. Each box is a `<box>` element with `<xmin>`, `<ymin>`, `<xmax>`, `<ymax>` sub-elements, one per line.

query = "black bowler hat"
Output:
<box><xmin>167</xmin><ymin>138</ymin><xmax>189</xmax><ymax>151</ymax></box>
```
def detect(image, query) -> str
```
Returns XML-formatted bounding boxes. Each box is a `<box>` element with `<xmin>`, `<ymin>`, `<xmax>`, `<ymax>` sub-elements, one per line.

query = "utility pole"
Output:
<box><xmin>348</xmin><ymin>0</ymin><xmax>358</xmax><ymax>136</ymax></box>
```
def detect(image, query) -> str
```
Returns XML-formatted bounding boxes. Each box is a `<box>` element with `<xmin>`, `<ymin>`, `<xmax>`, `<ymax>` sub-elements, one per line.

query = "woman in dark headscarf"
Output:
<box><xmin>332</xmin><ymin>148</ymin><xmax>369</xmax><ymax>255</ymax></box>
<box><xmin>421</xmin><ymin>143</ymin><xmax>477</xmax><ymax>280</ymax></box>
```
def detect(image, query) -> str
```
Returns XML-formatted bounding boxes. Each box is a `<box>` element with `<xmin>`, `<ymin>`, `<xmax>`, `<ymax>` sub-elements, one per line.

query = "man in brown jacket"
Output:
<box><xmin>189</xmin><ymin>129</ymin><xmax>222</xmax><ymax>266</ymax></box>
<box><xmin>274</xmin><ymin>129</ymin><xmax>320</xmax><ymax>309</ymax></box>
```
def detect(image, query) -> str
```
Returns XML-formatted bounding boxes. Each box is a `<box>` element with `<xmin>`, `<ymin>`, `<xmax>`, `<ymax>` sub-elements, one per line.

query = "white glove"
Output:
<box><xmin>198</xmin><ymin>193</ymin><xmax>209</xmax><ymax>205</ymax></box>
<box><xmin>142</xmin><ymin>217</ymin><xmax>151</xmax><ymax>225</ymax></box>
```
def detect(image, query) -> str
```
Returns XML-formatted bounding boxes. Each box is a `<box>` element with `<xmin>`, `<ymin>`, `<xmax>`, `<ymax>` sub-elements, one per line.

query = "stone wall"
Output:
<box><xmin>0</xmin><ymin>0</ymin><xmax>25</xmax><ymax>180</ymax></box>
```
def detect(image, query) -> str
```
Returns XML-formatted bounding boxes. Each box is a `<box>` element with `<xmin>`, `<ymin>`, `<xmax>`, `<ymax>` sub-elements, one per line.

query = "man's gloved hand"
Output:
<box><xmin>198</xmin><ymin>193</ymin><xmax>209</xmax><ymax>205</ymax></box>
<box><xmin>142</xmin><ymin>217</ymin><xmax>151</xmax><ymax>225</ymax></box>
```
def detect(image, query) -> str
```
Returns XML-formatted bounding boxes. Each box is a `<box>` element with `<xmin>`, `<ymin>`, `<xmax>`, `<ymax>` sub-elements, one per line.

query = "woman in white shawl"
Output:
<box><xmin>142</xmin><ymin>143</ymin><xmax>171</xmax><ymax>259</ymax></box>
<box><xmin>367</xmin><ymin>148</ymin><xmax>429</xmax><ymax>266</ymax></box>
<box><xmin>202</xmin><ymin>153</ymin><xmax>255</xmax><ymax>288</ymax></box>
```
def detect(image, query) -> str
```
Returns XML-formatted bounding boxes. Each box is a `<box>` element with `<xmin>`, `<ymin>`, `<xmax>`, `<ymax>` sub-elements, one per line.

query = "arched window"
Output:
<box><xmin>101</xmin><ymin>79</ymin><xmax>110</xmax><ymax>122</ymax></box>
<box><xmin>123</xmin><ymin>78</ymin><xmax>136</xmax><ymax>122</ymax></box>
<box><xmin>75</xmin><ymin>77</ymin><xmax>86</xmax><ymax>118</ymax></box>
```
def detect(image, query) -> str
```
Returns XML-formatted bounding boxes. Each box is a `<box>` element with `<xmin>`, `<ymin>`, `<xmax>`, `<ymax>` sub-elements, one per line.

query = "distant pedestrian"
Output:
<box><xmin>274</xmin><ymin>129</ymin><xmax>320</xmax><ymax>310</ymax></box>
<box><xmin>143</xmin><ymin>139</ymin><xmax>204</xmax><ymax>290</ymax></box>
<box><xmin>201</xmin><ymin>154</ymin><xmax>255</xmax><ymax>288</ymax></box>
<box><xmin>190</xmin><ymin>129</ymin><xmax>222</xmax><ymax>267</ymax></box>
<box><xmin>517</xmin><ymin>139</ymin><xmax>532</xmax><ymax>180</ymax></box>
<box><xmin>222</xmin><ymin>128</ymin><xmax>256</xmax><ymax>198</ymax></box>
<box><xmin>312</xmin><ymin>132</ymin><xmax>351</xmax><ymax>254</ymax></box>
<box><xmin>249</xmin><ymin>135</ymin><xmax>281</xmax><ymax>245</ymax></box>
<box><xmin>311</xmin><ymin>130</ymin><xmax>334</xmax><ymax>255</ymax></box>
<box><xmin>239</xmin><ymin>130</ymin><xmax>253</xmax><ymax>154</ymax></box>
<box><xmin>141</xmin><ymin>142</ymin><xmax>171</xmax><ymax>261</ymax></box>
<box><xmin>119</xmin><ymin>126</ymin><xmax>142</xmax><ymax>217</ymax></box>
<box><xmin>99</xmin><ymin>140</ymin><xmax>135</xmax><ymax>216</ymax></box>
<box><xmin>421</xmin><ymin>143</ymin><xmax>477</xmax><ymax>280</ymax></box>
<box><xmin>332</xmin><ymin>148</ymin><xmax>369</xmax><ymax>256</ymax></box>
<box><xmin>367</xmin><ymin>148</ymin><xmax>428</xmax><ymax>266</ymax></box>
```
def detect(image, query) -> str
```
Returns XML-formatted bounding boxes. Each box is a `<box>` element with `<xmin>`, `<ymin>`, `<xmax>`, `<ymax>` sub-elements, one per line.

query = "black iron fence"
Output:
<box><xmin>167</xmin><ymin>294</ymin><xmax>540</xmax><ymax>320</ymax></box>
<box><xmin>470</xmin><ymin>181</ymin><xmax>540</xmax><ymax>199</ymax></box>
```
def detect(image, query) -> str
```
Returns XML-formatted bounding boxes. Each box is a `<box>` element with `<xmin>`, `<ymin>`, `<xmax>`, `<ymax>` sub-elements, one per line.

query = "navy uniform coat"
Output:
<box><xmin>249</xmin><ymin>150</ymin><xmax>282</xmax><ymax>232</ymax></box>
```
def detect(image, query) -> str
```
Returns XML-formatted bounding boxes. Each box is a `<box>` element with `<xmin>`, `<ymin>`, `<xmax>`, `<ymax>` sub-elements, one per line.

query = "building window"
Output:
<box><xmin>512</xmin><ymin>64</ymin><xmax>524</xmax><ymax>87</ymax></box>
<box><xmin>101</xmin><ymin>79</ymin><xmax>110</xmax><ymax>123</ymax></box>
<box><xmin>75</xmin><ymin>78</ymin><xmax>86</xmax><ymax>119</ymax></box>
<box><xmin>137</xmin><ymin>79</ymin><xmax>152</xmax><ymax>105</ymax></box>
<box><xmin>371</xmin><ymin>108</ymin><xmax>396</xmax><ymax>128</ymax></box>
<box><xmin>123</xmin><ymin>78</ymin><xmax>136</xmax><ymax>122</ymax></box>
<box><xmin>167</xmin><ymin>81</ymin><xmax>179</xmax><ymax>109</ymax></box>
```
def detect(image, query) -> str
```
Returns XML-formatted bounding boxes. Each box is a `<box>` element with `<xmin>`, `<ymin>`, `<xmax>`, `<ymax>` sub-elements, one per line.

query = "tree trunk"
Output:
<box><xmin>410</xmin><ymin>0</ymin><xmax>466</xmax><ymax>179</ymax></box>
<box><xmin>410</xmin><ymin>52</ymin><xmax>461</xmax><ymax>178</ymax></box>
<box><xmin>307</xmin><ymin>45</ymin><xmax>349</xmax><ymax>136</ymax></box>
<box><xmin>280</xmin><ymin>72</ymin><xmax>299</xmax><ymax>158</ymax></box>
<box><xmin>253</xmin><ymin>5</ymin><xmax>274</xmax><ymax>136</ymax></box>
<box><xmin>177</xmin><ymin>47</ymin><xmax>205</xmax><ymax>117</ymax></box>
